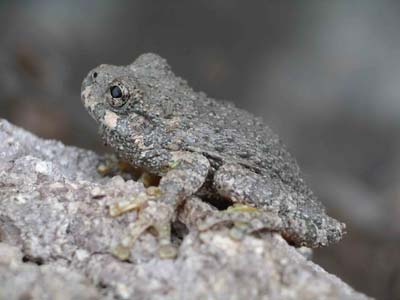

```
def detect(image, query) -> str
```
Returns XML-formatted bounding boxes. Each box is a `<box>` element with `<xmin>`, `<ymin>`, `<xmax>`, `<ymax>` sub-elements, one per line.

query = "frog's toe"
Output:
<box><xmin>97</xmin><ymin>154</ymin><xmax>160</xmax><ymax>185</ymax></box>
<box><xmin>97</xmin><ymin>153</ymin><xmax>123</xmax><ymax>176</ymax></box>
<box><xmin>159</xmin><ymin>244</ymin><xmax>178</xmax><ymax>259</ymax></box>
<box><xmin>154</xmin><ymin>221</ymin><xmax>178</xmax><ymax>259</ymax></box>
<box><xmin>197</xmin><ymin>204</ymin><xmax>259</xmax><ymax>231</ymax></box>
<box><xmin>112</xmin><ymin>217</ymin><xmax>153</xmax><ymax>260</ymax></box>
<box><xmin>112</xmin><ymin>243</ymin><xmax>133</xmax><ymax>261</ymax></box>
<box><xmin>198</xmin><ymin>204</ymin><xmax>283</xmax><ymax>240</ymax></box>
<box><xmin>111</xmin><ymin>200</ymin><xmax>177</xmax><ymax>260</ymax></box>
<box><xmin>109</xmin><ymin>187</ymin><xmax>162</xmax><ymax>217</ymax></box>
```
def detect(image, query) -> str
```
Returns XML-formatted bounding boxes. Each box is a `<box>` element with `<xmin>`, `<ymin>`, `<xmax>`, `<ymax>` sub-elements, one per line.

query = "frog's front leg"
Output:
<box><xmin>111</xmin><ymin>151</ymin><xmax>210</xmax><ymax>260</ymax></box>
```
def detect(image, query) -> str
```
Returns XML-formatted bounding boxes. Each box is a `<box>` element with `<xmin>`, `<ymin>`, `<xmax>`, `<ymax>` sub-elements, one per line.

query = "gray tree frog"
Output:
<box><xmin>81</xmin><ymin>53</ymin><xmax>345</xmax><ymax>259</ymax></box>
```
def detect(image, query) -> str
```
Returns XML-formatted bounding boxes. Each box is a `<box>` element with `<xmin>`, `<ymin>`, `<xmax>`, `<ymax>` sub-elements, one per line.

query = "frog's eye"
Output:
<box><xmin>110</xmin><ymin>86</ymin><xmax>122</xmax><ymax>98</ymax></box>
<box><xmin>107</xmin><ymin>83</ymin><xmax>130</xmax><ymax>108</ymax></box>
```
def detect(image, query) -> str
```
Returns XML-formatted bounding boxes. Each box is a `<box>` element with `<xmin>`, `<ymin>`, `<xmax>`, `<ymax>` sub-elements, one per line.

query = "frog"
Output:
<box><xmin>81</xmin><ymin>53</ymin><xmax>345</xmax><ymax>260</ymax></box>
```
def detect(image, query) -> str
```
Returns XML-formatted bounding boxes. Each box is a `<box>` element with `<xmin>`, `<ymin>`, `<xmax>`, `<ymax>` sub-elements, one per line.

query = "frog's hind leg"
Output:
<box><xmin>198</xmin><ymin>163</ymin><xmax>287</xmax><ymax>238</ymax></box>
<box><xmin>200</xmin><ymin>163</ymin><xmax>345</xmax><ymax>248</ymax></box>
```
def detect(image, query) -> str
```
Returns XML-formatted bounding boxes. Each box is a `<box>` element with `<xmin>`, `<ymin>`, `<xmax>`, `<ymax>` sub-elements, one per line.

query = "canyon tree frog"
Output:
<box><xmin>81</xmin><ymin>53</ymin><xmax>345</xmax><ymax>259</ymax></box>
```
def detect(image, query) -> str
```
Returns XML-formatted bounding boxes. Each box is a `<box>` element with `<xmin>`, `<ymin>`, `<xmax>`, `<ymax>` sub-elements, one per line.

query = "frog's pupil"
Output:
<box><xmin>110</xmin><ymin>86</ymin><xmax>122</xmax><ymax>98</ymax></box>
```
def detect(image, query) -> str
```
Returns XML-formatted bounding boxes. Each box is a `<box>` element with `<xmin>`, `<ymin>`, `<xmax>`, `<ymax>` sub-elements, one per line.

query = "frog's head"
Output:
<box><xmin>81</xmin><ymin>53</ymin><xmax>172</xmax><ymax>128</ymax></box>
<box><xmin>81</xmin><ymin>53</ymin><xmax>183</xmax><ymax>168</ymax></box>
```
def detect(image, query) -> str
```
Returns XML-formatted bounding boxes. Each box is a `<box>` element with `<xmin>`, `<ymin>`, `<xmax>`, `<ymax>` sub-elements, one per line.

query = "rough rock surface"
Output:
<box><xmin>0</xmin><ymin>119</ymin><xmax>372</xmax><ymax>300</ymax></box>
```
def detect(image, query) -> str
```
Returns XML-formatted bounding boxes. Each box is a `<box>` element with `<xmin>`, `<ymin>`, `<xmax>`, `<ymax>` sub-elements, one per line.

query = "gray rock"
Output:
<box><xmin>0</xmin><ymin>243</ymin><xmax>100</xmax><ymax>300</ymax></box>
<box><xmin>0</xmin><ymin>119</ymin><xmax>372</xmax><ymax>300</ymax></box>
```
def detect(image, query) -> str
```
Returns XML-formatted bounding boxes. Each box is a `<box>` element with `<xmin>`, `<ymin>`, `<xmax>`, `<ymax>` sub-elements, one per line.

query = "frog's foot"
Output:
<box><xmin>97</xmin><ymin>153</ymin><xmax>125</xmax><ymax>176</ymax></box>
<box><xmin>109</xmin><ymin>186</ymin><xmax>161</xmax><ymax>217</ymax></box>
<box><xmin>110</xmin><ymin>151</ymin><xmax>211</xmax><ymax>260</ymax></box>
<box><xmin>110</xmin><ymin>187</ymin><xmax>177</xmax><ymax>260</ymax></box>
<box><xmin>198</xmin><ymin>204</ymin><xmax>283</xmax><ymax>240</ymax></box>
<box><xmin>97</xmin><ymin>154</ymin><xmax>160</xmax><ymax>186</ymax></box>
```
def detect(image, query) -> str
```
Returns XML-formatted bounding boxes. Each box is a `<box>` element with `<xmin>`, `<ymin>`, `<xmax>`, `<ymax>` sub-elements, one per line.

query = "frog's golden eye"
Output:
<box><xmin>107</xmin><ymin>82</ymin><xmax>130</xmax><ymax>108</ymax></box>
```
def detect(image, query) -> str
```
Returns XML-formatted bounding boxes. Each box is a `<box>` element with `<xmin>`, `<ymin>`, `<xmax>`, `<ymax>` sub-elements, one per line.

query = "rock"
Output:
<box><xmin>0</xmin><ymin>243</ymin><xmax>99</xmax><ymax>300</ymax></box>
<box><xmin>0</xmin><ymin>119</ymin><xmax>372</xmax><ymax>300</ymax></box>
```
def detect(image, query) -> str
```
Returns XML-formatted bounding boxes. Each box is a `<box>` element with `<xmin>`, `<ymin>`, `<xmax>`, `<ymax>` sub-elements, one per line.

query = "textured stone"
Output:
<box><xmin>0</xmin><ymin>119</ymin><xmax>372</xmax><ymax>300</ymax></box>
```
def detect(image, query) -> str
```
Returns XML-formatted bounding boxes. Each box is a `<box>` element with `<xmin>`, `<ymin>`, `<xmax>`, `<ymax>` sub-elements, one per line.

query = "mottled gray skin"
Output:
<box><xmin>81</xmin><ymin>53</ymin><xmax>345</xmax><ymax>257</ymax></box>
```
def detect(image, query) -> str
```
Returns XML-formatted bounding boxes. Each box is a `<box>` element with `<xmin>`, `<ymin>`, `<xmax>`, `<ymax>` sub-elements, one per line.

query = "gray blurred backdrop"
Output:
<box><xmin>0</xmin><ymin>1</ymin><xmax>399</xmax><ymax>299</ymax></box>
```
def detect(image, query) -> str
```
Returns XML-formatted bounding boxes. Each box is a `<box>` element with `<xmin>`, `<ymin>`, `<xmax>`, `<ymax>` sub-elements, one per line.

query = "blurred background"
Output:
<box><xmin>0</xmin><ymin>1</ymin><xmax>399</xmax><ymax>298</ymax></box>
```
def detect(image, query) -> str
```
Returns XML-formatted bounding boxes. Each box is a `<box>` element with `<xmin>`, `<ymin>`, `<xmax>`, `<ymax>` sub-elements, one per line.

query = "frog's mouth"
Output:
<box><xmin>81</xmin><ymin>87</ymin><xmax>94</xmax><ymax>115</ymax></box>
<box><xmin>99</xmin><ymin>110</ymin><xmax>120</xmax><ymax>131</ymax></box>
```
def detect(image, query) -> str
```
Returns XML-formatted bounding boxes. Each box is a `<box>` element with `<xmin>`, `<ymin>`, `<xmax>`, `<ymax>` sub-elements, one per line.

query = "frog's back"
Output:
<box><xmin>182</xmin><ymin>92</ymin><xmax>315</xmax><ymax>198</ymax></box>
